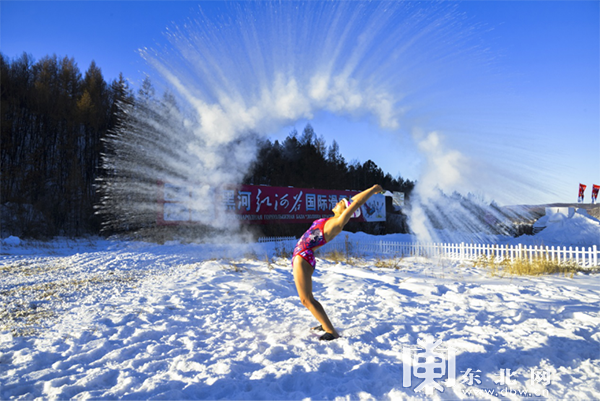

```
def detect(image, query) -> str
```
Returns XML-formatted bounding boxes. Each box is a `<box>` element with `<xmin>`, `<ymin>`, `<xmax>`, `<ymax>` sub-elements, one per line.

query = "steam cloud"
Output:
<box><xmin>98</xmin><ymin>1</ymin><xmax>525</xmax><ymax>242</ymax></box>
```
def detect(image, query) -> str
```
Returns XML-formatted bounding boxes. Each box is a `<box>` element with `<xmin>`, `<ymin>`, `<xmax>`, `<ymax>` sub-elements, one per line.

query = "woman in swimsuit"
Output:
<box><xmin>292</xmin><ymin>184</ymin><xmax>384</xmax><ymax>341</ymax></box>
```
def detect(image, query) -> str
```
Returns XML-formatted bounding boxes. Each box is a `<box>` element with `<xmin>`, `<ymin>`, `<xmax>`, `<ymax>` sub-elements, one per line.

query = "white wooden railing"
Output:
<box><xmin>258</xmin><ymin>236</ymin><xmax>600</xmax><ymax>269</ymax></box>
<box><xmin>258</xmin><ymin>236</ymin><xmax>296</xmax><ymax>243</ymax></box>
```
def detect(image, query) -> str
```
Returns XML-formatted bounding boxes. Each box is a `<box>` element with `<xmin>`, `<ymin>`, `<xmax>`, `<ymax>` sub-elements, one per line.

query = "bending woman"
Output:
<box><xmin>292</xmin><ymin>184</ymin><xmax>384</xmax><ymax>341</ymax></box>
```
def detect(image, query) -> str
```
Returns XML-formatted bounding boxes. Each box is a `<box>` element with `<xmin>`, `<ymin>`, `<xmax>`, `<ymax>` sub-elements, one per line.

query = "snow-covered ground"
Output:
<box><xmin>1</xmin><ymin>211</ymin><xmax>599</xmax><ymax>400</ymax></box>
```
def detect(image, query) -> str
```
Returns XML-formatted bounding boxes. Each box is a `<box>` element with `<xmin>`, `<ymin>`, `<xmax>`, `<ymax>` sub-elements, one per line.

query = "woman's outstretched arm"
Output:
<box><xmin>324</xmin><ymin>184</ymin><xmax>383</xmax><ymax>240</ymax></box>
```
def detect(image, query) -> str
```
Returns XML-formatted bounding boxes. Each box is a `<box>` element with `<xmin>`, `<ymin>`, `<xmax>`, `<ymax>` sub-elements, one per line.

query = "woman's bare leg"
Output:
<box><xmin>293</xmin><ymin>257</ymin><xmax>340</xmax><ymax>338</ymax></box>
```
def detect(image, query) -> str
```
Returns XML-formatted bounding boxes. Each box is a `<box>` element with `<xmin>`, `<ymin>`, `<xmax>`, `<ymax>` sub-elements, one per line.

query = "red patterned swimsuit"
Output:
<box><xmin>292</xmin><ymin>218</ymin><xmax>329</xmax><ymax>269</ymax></box>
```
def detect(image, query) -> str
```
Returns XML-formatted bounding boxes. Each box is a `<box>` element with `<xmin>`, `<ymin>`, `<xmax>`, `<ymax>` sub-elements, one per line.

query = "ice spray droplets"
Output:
<box><xmin>98</xmin><ymin>1</ymin><xmax>530</xmax><ymax>241</ymax></box>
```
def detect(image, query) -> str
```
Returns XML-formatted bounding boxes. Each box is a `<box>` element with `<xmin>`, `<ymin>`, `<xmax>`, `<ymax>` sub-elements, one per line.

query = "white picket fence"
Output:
<box><xmin>258</xmin><ymin>236</ymin><xmax>600</xmax><ymax>269</ymax></box>
<box><xmin>257</xmin><ymin>236</ymin><xmax>296</xmax><ymax>243</ymax></box>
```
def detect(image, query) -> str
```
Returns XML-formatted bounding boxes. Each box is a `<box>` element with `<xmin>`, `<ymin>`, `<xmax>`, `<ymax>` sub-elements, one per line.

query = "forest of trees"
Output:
<box><xmin>1</xmin><ymin>53</ymin><xmax>414</xmax><ymax>238</ymax></box>
<box><xmin>1</xmin><ymin>53</ymin><xmax>134</xmax><ymax>237</ymax></box>
<box><xmin>245</xmin><ymin>124</ymin><xmax>414</xmax><ymax>195</ymax></box>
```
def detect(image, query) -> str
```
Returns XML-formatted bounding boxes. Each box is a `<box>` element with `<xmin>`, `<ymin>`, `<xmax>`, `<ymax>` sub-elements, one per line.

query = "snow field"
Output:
<box><xmin>1</xmin><ymin>238</ymin><xmax>599</xmax><ymax>400</ymax></box>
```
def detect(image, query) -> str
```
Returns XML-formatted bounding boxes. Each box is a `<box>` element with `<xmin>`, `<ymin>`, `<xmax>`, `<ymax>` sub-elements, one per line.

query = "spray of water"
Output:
<box><xmin>98</xmin><ymin>1</ymin><xmax>534</xmax><ymax>242</ymax></box>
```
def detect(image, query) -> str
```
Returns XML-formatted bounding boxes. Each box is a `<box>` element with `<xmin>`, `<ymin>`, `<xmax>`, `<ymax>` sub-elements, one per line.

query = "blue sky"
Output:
<box><xmin>2</xmin><ymin>1</ymin><xmax>599</xmax><ymax>205</ymax></box>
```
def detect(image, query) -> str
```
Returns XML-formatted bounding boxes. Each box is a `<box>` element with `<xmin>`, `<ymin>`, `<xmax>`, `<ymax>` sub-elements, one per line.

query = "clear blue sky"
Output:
<box><xmin>2</xmin><ymin>1</ymin><xmax>598</xmax><ymax>205</ymax></box>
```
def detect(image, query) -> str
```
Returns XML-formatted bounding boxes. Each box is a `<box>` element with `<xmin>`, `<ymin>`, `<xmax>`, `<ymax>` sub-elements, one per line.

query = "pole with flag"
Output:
<box><xmin>578</xmin><ymin>184</ymin><xmax>587</xmax><ymax>203</ymax></box>
<box><xmin>592</xmin><ymin>185</ymin><xmax>599</xmax><ymax>204</ymax></box>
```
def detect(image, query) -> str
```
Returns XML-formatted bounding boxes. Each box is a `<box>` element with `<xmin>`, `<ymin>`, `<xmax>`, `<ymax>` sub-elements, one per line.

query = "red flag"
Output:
<box><xmin>578</xmin><ymin>183</ymin><xmax>587</xmax><ymax>203</ymax></box>
<box><xmin>592</xmin><ymin>184</ymin><xmax>600</xmax><ymax>204</ymax></box>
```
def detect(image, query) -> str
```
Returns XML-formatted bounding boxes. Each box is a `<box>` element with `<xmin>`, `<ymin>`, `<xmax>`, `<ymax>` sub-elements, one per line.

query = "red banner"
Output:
<box><xmin>592</xmin><ymin>184</ymin><xmax>599</xmax><ymax>204</ymax></box>
<box><xmin>578</xmin><ymin>183</ymin><xmax>587</xmax><ymax>203</ymax></box>
<box><xmin>157</xmin><ymin>183</ymin><xmax>386</xmax><ymax>225</ymax></box>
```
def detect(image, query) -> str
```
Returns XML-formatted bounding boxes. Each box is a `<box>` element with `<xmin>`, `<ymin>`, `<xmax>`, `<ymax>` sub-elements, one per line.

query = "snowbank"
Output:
<box><xmin>527</xmin><ymin>207</ymin><xmax>600</xmax><ymax>248</ymax></box>
<box><xmin>2</xmin><ymin>235</ymin><xmax>21</xmax><ymax>246</ymax></box>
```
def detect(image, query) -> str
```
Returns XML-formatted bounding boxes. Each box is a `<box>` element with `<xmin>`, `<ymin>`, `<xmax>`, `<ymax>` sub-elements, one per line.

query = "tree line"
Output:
<box><xmin>245</xmin><ymin>124</ymin><xmax>414</xmax><ymax>195</ymax></box>
<box><xmin>1</xmin><ymin>53</ymin><xmax>413</xmax><ymax>238</ymax></box>
<box><xmin>1</xmin><ymin>53</ymin><xmax>134</xmax><ymax>237</ymax></box>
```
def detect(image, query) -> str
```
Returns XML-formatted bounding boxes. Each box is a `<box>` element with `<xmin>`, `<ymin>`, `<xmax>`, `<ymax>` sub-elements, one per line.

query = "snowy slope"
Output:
<box><xmin>1</xmin><ymin>234</ymin><xmax>599</xmax><ymax>400</ymax></box>
<box><xmin>532</xmin><ymin>208</ymin><xmax>600</xmax><ymax>248</ymax></box>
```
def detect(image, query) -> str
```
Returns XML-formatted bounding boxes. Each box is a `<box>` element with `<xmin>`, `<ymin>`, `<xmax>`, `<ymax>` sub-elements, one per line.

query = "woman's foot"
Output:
<box><xmin>319</xmin><ymin>332</ymin><xmax>340</xmax><ymax>341</ymax></box>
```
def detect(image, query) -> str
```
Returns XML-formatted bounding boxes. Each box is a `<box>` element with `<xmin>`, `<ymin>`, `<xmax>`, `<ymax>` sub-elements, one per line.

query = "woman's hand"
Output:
<box><xmin>373</xmin><ymin>184</ymin><xmax>384</xmax><ymax>194</ymax></box>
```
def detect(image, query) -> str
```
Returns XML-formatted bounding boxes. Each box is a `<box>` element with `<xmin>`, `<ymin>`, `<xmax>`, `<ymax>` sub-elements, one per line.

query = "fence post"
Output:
<box><xmin>518</xmin><ymin>244</ymin><xmax>523</xmax><ymax>261</ymax></box>
<box><xmin>593</xmin><ymin>245</ymin><xmax>598</xmax><ymax>267</ymax></box>
<box><xmin>585</xmin><ymin>246</ymin><xmax>590</xmax><ymax>268</ymax></box>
